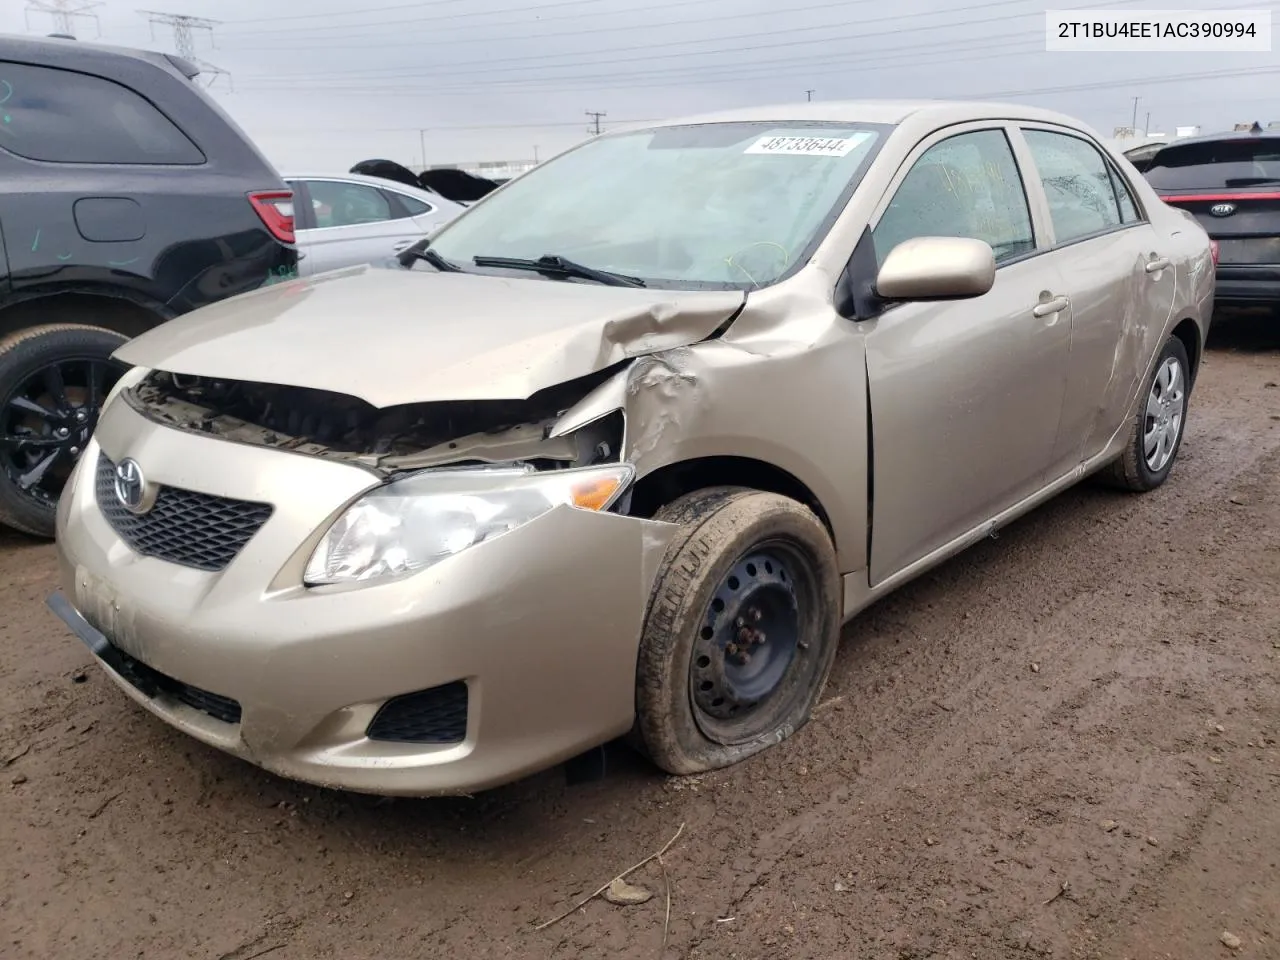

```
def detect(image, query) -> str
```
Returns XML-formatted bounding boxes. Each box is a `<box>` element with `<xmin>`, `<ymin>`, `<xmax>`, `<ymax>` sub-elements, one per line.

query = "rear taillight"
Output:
<box><xmin>248</xmin><ymin>190</ymin><xmax>295</xmax><ymax>244</ymax></box>
<box><xmin>1210</xmin><ymin>239</ymin><xmax>1220</xmax><ymax>266</ymax></box>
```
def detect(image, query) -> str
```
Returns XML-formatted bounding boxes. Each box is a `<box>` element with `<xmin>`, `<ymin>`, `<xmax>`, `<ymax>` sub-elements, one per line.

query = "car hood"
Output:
<box><xmin>115</xmin><ymin>265</ymin><xmax>745</xmax><ymax>408</ymax></box>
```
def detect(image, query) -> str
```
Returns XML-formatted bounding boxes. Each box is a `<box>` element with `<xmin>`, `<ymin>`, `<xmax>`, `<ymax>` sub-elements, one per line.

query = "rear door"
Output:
<box><xmin>1017</xmin><ymin>125</ymin><xmax>1177</xmax><ymax>472</ymax></box>
<box><xmin>1145</xmin><ymin>136</ymin><xmax>1280</xmax><ymax>297</ymax></box>
<box><xmin>291</xmin><ymin>178</ymin><xmax>425</xmax><ymax>274</ymax></box>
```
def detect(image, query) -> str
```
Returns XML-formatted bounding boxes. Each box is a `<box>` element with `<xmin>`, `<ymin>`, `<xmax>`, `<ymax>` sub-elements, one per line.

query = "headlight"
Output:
<box><xmin>303</xmin><ymin>462</ymin><xmax>634</xmax><ymax>586</ymax></box>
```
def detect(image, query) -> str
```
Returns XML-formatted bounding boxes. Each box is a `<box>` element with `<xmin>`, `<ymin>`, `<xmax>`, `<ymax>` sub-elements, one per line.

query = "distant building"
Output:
<box><xmin>428</xmin><ymin>159</ymin><xmax>538</xmax><ymax>180</ymax></box>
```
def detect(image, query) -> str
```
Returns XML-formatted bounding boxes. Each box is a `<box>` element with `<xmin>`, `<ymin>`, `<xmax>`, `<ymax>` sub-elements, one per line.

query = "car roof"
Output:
<box><xmin>631</xmin><ymin>99</ymin><xmax>1099</xmax><ymax>132</ymax></box>
<box><xmin>0</xmin><ymin>31</ymin><xmax>192</xmax><ymax>75</ymax></box>
<box><xmin>283</xmin><ymin>171</ymin><xmax>460</xmax><ymax>204</ymax></box>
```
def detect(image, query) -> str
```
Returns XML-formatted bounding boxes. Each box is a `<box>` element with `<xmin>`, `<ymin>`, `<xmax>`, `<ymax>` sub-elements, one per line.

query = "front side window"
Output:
<box><xmin>428</xmin><ymin>121</ymin><xmax>888</xmax><ymax>290</ymax></box>
<box><xmin>305</xmin><ymin>181</ymin><xmax>393</xmax><ymax>228</ymax></box>
<box><xmin>873</xmin><ymin>128</ymin><xmax>1035</xmax><ymax>265</ymax></box>
<box><xmin>0</xmin><ymin>60</ymin><xmax>203</xmax><ymax>165</ymax></box>
<box><xmin>1023</xmin><ymin>129</ymin><xmax>1122</xmax><ymax>244</ymax></box>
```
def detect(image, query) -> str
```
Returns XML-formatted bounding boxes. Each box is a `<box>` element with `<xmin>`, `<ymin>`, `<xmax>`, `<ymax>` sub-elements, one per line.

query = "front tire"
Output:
<box><xmin>633</xmin><ymin>487</ymin><xmax>842</xmax><ymax>775</ymax></box>
<box><xmin>1102</xmin><ymin>335</ymin><xmax>1191</xmax><ymax>492</ymax></box>
<box><xmin>0</xmin><ymin>324</ymin><xmax>129</xmax><ymax>538</ymax></box>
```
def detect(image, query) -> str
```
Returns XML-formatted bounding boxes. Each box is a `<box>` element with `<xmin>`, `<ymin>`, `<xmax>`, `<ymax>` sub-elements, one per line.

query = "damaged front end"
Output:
<box><xmin>123</xmin><ymin>366</ymin><xmax>628</xmax><ymax>478</ymax></box>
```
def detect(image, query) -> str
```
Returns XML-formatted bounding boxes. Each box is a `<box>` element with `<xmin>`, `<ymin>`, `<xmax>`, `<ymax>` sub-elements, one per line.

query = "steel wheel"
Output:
<box><xmin>0</xmin><ymin>355</ymin><xmax>126</xmax><ymax>510</ymax></box>
<box><xmin>633</xmin><ymin>487</ymin><xmax>842</xmax><ymax>776</ymax></box>
<box><xmin>691</xmin><ymin>543</ymin><xmax>806</xmax><ymax>745</ymax></box>
<box><xmin>1143</xmin><ymin>355</ymin><xmax>1185</xmax><ymax>473</ymax></box>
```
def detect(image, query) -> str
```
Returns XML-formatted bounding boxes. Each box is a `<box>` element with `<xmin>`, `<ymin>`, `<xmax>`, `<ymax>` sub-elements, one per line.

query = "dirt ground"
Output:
<box><xmin>1</xmin><ymin>316</ymin><xmax>1278</xmax><ymax>960</ymax></box>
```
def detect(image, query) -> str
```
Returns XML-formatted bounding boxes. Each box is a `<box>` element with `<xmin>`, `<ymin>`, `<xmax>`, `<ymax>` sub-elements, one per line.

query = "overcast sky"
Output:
<box><xmin>2</xmin><ymin>0</ymin><xmax>1276</xmax><ymax>171</ymax></box>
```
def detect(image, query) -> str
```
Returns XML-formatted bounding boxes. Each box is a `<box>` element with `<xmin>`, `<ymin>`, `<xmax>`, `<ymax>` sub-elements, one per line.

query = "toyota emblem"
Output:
<box><xmin>113</xmin><ymin>458</ymin><xmax>148</xmax><ymax>514</ymax></box>
<box><xmin>1209</xmin><ymin>203</ymin><xmax>1236</xmax><ymax>217</ymax></box>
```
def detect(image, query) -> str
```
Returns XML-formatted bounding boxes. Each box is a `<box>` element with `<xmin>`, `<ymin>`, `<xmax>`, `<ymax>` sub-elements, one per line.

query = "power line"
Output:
<box><xmin>237</xmin><ymin>36</ymin><xmax>1045</xmax><ymax>98</ymax></box>
<box><xmin>139</xmin><ymin>10</ymin><xmax>232</xmax><ymax>89</ymax></box>
<box><xmin>225</xmin><ymin>0</ymin><xmax>634</xmax><ymax>30</ymax></box>
<box><xmin>23</xmin><ymin>0</ymin><xmax>100</xmax><ymax>37</ymax></box>
<box><xmin>224</xmin><ymin>0</ymin><xmax>882</xmax><ymax>46</ymax></box>
<box><xmin>586</xmin><ymin>110</ymin><xmax>607</xmax><ymax>135</ymax></box>
<box><xmin>229</xmin><ymin>0</ymin><xmax>1204</xmax><ymax>83</ymax></box>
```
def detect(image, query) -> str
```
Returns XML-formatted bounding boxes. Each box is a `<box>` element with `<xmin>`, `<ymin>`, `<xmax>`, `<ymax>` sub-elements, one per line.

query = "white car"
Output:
<box><xmin>283</xmin><ymin>172</ymin><xmax>465</xmax><ymax>276</ymax></box>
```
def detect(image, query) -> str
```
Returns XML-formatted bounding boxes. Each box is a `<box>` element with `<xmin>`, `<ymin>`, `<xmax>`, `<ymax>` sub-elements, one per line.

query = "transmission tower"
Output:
<box><xmin>139</xmin><ymin>10</ymin><xmax>231</xmax><ymax>90</ymax></box>
<box><xmin>24</xmin><ymin>0</ymin><xmax>101</xmax><ymax>37</ymax></box>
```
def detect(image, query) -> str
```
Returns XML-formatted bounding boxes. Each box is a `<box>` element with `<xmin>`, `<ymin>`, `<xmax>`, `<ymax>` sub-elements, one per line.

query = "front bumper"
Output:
<box><xmin>50</xmin><ymin>400</ymin><xmax>676</xmax><ymax>796</ymax></box>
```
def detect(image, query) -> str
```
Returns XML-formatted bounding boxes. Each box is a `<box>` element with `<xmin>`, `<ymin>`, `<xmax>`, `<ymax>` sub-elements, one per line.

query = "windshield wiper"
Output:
<box><xmin>1223</xmin><ymin>177</ymin><xmax>1280</xmax><ymax>187</ymax></box>
<box><xmin>471</xmin><ymin>253</ymin><xmax>646</xmax><ymax>287</ymax></box>
<box><xmin>398</xmin><ymin>239</ymin><xmax>463</xmax><ymax>272</ymax></box>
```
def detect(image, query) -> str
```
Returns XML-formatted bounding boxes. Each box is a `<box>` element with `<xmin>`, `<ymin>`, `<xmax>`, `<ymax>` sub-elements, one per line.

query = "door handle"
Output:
<box><xmin>1145</xmin><ymin>256</ymin><xmax>1171</xmax><ymax>273</ymax></box>
<box><xmin>1032</xmin><ymin>295</ymin><xmax>1069</xmax><ymax>318</ymax></box>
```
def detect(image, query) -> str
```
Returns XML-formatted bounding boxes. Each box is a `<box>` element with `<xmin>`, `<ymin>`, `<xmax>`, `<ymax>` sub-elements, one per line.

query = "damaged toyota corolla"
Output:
<box><xmin>47</xmin><ymin>100</ymin><xmax>1214</xmax><ymax>796</ymax></box>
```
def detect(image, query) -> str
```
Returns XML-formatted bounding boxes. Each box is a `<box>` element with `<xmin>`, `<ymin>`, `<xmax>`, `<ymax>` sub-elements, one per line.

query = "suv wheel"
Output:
<box><xmin>0</xmin><ymin>324</ymin><xmax>130</xmax><ymax>538</ymax></box>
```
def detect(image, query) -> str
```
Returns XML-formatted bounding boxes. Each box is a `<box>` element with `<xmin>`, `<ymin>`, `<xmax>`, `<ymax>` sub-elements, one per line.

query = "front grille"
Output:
<box><xmin>101</xmin><ymin>642</ymin><xmax>242</xmax><ymax>725</ymax></box>
<box><xmin>95</xmin><ymin>453</ymin><xmax>273</xmax><ymax>572</ymax></box>
<box><xmin>367</xmin><ymin>682</ymin><xmax>469</xmax><ymax>744</ymax></box>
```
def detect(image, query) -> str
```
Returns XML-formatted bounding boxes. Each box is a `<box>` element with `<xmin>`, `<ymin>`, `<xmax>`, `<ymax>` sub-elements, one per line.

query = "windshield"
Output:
<box><xmin>427</xmin><ymin>121</ymin><xmax>889</xmax><ymax>290</ymax></box>
<box><xmin>1145</xmin><ymin>137</ymin><xmax>1280</xmax><ymax>190</ymax></box>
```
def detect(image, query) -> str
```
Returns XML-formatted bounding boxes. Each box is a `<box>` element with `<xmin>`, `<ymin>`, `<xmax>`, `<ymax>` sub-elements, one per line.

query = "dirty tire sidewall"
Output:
<box><xmin>0</xmin><ymin>324</ymin><xmax>130</xmax><ymax>539</ymax></box>
<box><xmin>634</xmin><ymin>487</ymin><xmax>842</xmax><ymax>776</ymax></box>
<box><xmin>1102</xmin><ymin>335</ymin><xmax>1192</xmax><ymax>493</ymax></box>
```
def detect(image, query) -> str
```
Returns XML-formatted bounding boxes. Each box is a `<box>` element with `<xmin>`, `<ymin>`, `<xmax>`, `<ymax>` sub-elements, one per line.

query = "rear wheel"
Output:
<box><xmin>633</xmin><ymin>487</ymin><xmax>842</xmax><ymax>775</ymax></box>
<box><xmin>0</xmin><ymin>324</ymin><xmax>130</xmax><ymax>538</ymax></box>
<box><xmin>1102</xmin><ymin>335</ymin><xmax>1191</xmax><ymax>492</ymax></box>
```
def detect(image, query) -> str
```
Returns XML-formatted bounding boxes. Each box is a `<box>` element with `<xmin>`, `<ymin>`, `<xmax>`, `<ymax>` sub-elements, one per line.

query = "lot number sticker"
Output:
<box><xmin>744</xmin><ymin>132</ymin><xmax>873</xmax><ymax>157</ymax></box>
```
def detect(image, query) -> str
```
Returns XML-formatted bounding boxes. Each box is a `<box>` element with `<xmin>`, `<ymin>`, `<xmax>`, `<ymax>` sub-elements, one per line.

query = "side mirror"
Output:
<box><xmin>874</xmin><ymin>236</ymin><xmax>996</xmax><ymax>301</ymax></box>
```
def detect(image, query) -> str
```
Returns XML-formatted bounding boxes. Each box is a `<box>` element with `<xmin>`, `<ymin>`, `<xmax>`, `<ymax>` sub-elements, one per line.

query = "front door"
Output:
<box><xmin>862</xmin><ymin>125</ymin><xmax>1073</xmax><ymax>585</ymax></box>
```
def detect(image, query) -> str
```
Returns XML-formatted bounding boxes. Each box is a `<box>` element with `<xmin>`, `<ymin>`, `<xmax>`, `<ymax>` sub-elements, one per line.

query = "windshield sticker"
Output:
<box><xmin>744</xmin><ymin>132</ymin><xmax>873</xmax><ymax>157</ymax></box>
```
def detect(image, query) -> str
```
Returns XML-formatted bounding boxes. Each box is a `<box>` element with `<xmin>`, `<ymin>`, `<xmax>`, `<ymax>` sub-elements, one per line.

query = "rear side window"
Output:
<box><xmin>395</xmin><ymin>194</ymin><xmax>435</xmax><ymax>217</ymax></box>
<box><xmin>305</xmin><ymin>180</ymin><xmax>393</xmax><ymax>227</ymax></box>
<box><xmin>0</xmin><ymin>61</ymin><xmax>203</xmax><ymax>165</ymax></box>
<box><xmin>1108</xmin><ymin>164</ymin><xmax>1142</xmax><ymax>223</ymax></box>
<box><xmin>1144</xmin><ymin>138</ymin><xmax>1280</xmax><ymax>190</ymax></box>
<box><xmin>1023</xmin><ymin>129</ymin><xmax>1121</xmax><ymax>244</ymax></box>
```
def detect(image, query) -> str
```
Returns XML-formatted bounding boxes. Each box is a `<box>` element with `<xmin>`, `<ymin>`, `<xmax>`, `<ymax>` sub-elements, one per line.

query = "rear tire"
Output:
<box><xmin>1101</xmin><ymin>335</ymin><xmax>1191</xmax><ymax>493</ymax></box>
<box><xmin>0</xmin><ymin>324</ymin><xmax>130</xmax><ymax>538</ymax></box>
<box><xmin>632</xmin><ymin>486</ymin><xmax>842</xmax><ymax>775</ymax></box>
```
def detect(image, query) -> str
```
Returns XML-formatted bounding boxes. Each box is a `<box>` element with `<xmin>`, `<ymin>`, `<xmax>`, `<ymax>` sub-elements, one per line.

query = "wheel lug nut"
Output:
<box><xmin>750</xmin><ymin>607</ymin><xmax>763</xmax><ymax>622</ymax></box>
<box><xmin>739</xmin><ymin>652</ymin><xmax>751</xmax><ymax>665</ymax></box>
<box><xmin>735</xmin><ymin>617</ymin><xmax>745</xmax><ymax>628</ymax></box>
<box><xmin>738</xmin><ymin>628</ymin><xmax>752</xmax><ymax>643</ymax></box>
<box><xmin>726</xmin><ymin>642</ymin><xmax>738</xmax><ymax>656</ymax></box>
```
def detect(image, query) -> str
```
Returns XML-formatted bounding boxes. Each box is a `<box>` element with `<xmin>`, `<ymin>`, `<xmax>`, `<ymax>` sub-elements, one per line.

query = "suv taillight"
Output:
<box><xmin>1210</xmin><ymin>239</ymin><xmax>1220</xmax><ymax>266</ymax></box>
<box><xmin>248</xmin><ymin>190</ymin><xmax>295</xmax><ymax>244</ymax></box>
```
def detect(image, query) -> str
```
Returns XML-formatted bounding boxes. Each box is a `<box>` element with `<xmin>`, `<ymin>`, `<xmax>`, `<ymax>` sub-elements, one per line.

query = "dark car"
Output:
<box><xmin>0</xmin><ymin>34</ymin><xmax>297</xmax><ymax>538</ymax></box>
<box><xmin>1143</xmin><ymin>130</ymin><xmax>1280</xmax><ymax>307</ymax></box>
